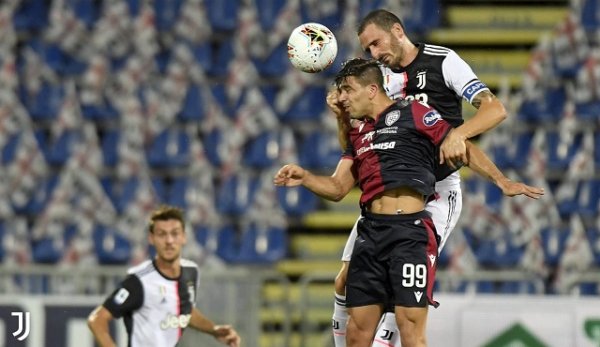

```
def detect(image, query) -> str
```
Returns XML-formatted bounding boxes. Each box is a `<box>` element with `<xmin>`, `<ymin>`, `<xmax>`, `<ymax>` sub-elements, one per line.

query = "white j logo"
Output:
<box><xmin>11</xmin><ymin>311</ymin><xmax>30</xmax><ymax>341</ymax></box>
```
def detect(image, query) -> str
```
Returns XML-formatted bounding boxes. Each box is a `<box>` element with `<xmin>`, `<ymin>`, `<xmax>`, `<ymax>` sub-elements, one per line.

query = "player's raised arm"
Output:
<box><xmin>465</xmin><ymin>140</ymin><xmax>544</xmax><ymax>199</ymax></box>
<box><xmin>274</xmin><ymin>159</ymin><xmax>356</xmax><ymax>202</ymax></box>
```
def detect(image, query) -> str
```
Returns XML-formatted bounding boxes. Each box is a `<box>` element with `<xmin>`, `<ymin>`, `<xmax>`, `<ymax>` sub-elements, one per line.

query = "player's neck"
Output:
<box><xmin>369</xmin><ymin>96</ymin><xmax>395</xmax><ymax>120</ymax></box>
<box><xmin>155</xmin><ymin>257</ymin><xmax>182</xmax><ymax>278</ymax></box>
<box><xmin>400</xmin><ymin>42</ymin><xmax>418</xmax><ymax>67</ymax></box>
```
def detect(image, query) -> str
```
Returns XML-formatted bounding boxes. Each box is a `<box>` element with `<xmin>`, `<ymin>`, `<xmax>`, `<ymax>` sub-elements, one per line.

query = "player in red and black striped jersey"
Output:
<box><xmin>87</xmin><ymin>206</ymin><xmax>240</xmax><ymax>347</ymax></box>
<box><xmin>276</xmin><ymin>58</ymin><xmax>458</xmax><ymax>347</ymax></box>
<box><xmin>330</xmin><ymin>10</ymin><xmax>544</xmax><ymax>347</ymax></box>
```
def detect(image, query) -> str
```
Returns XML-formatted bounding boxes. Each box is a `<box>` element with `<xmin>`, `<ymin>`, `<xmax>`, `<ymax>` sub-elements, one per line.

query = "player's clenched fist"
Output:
<box><xmin>274</xmin><ymin>164</ymin><xmax>307</xmax><ymax>187</ymax></box>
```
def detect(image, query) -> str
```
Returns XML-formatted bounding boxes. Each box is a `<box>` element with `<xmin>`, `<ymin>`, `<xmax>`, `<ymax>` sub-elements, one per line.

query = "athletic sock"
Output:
<box><xmin>372</xmin><ymin>312</ymin><xmax>401</xmax><ymax>347</ymax></box>
<box><xmin>332</xmin><ymin>293</ymin><xmax>348</xmax><ymax>347</ymax></box>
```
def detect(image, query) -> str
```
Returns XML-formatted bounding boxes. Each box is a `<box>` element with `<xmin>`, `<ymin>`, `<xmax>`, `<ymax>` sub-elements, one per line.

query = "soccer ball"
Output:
<box><xmin>287</xmin><ymin>22</ymin><xmax>338</xmax><ymax>73</ymax></box>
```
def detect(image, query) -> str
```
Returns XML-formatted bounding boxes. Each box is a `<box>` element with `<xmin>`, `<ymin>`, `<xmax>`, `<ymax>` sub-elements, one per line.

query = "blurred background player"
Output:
<box><xmin>330</xmin><ymin>9</ymin><xmax>536</xmax><ymax>347</ymax></box>
<box><xmin>87</xmin><ymin>205</ymin><xmax>241</xmax><ymax>347</ymax></box>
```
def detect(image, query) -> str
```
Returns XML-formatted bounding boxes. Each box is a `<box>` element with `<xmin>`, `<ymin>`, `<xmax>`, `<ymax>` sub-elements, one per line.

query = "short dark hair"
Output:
<box><xmin>334</xmin><ymin>58</ymin><xmax>384</xmax><ymax>90</ymax></box>
<box><xmin>148</xmin><ymin>205</ymin><xmax>185</xmax><ymax>233</ymax></box>
<box><xmin>357</xmin><ymin>9</ymin><xmax>405</xmax><ymax>35</ymax></box>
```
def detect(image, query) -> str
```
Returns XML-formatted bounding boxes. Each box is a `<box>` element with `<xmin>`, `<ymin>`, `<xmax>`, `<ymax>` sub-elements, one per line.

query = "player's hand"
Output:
<box><xmin>440</xmin><ymin>129</ymin><xmax>468</xmax><ymax>169</ymax></box>
<box><xmin>213</xmin><ymin>325</ymin><xmax>241</xmax><ymax>347</ymax></box>
<box><xmin>498</xmin><ymin>179</ymin><xmax>545</xmax><ymax>199</ymax></box>
<box><xmin>273</xmin><ymin>164</ymin><xmax>306</xmax><ymax>187</ymax></box>
<box><xmin>326</xmin><ymin>89</ymin><xmax>348</xmax><ymax>120</ymax></box>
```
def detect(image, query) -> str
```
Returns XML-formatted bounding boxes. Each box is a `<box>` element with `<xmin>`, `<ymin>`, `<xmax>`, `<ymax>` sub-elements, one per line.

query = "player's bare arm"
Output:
<box><xmin>440</xmin><ymin>90</ymin><xmax>507</xmax><ymax>167</ymax></box>
<box><xmin>327</xmin><ymin>89</ymin><xmax>352</xmax><ymax>151</ymax></box>
<box><xmin>274</xmin><ymin>159</ymin><xmax>356</xmax><ymax>201</ymax></box>
<box><xmin>465</xmin><ymin>141</ymin><xmax>544</xmax><ymax>199</ymax></box>
<box><xmin>190</xmin><ymin>308</ymin><xmax>241</xmax><ymax>347</ymax></box>
<box><xmin>87</xmin><ymin>306</ymin><xmax>117</xmax><ymax>347</ymax></box>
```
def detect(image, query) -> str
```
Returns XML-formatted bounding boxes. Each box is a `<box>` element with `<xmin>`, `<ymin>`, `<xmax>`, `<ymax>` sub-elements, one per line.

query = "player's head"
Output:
<box><xmin>334</xmin><ymin>58</ymin><xmax>385</xmax><ymax>118</ymax></box>
<box><xmin>357</xmin><ymin>9</ymin><xmax>407</xmax><ymax>68</ymax></box>
<box><xmin>148</xmin><ymin>205</ymin><xmax>187</xmax><ymax>263</ymax></box>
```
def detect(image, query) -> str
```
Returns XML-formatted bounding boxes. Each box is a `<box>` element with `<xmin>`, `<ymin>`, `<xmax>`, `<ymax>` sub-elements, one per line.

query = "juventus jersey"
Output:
<box><xmin>103</xmin><ymin>259</ymin><xmax>200</xmax><ymax>347</ymax></box>
<box><xmin>380</xmin><ymin>43</ymin><xmax>490</xmax><ymax>180</ymax></box>
<box><xmin>343</xmin><ymin>100</ymin><xmax>451</xmax><ymax>205</ymax></box>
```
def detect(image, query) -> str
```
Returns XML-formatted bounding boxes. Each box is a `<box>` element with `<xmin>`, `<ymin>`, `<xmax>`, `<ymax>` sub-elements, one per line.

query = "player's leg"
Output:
<box><xmin>332</xmin><ymin>217</ymin><xmax>360</xmax><ymax>347</ymax></box>
<box><xmin>389</xmin><ymin>211</ymin><xmax>440</xmax><ymax>347</ymax></box>
<box><xmin>347</xmin><ymin>305</ymin><xmax>384</xmax><ymax>347</ymax></box>
<box><xmin>426</xmin><ymin>184</ymin><xmax>463</xmax><ymax>253</ymax></box>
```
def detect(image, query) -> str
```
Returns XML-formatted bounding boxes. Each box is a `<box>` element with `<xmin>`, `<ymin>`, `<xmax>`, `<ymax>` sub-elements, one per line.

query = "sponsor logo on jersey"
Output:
<box><xmin>385</xmin><ymin>110</ymin><xmax>400</xmax><ymax>126</ymax></box>
<box><xmin>361</xmin><ymin>131</ymin><xmax>375</xmax><ymax>143</ymax></box>
<box><xmin>114</xmin><ymin>288</ymin><xmax>130</xmax><ymax>305</ymax></box>
<box><xmin>429</xmin><ymin>254</ymin><xmax>436</xmax><ymax>266</ymax></box>
<box><xmin>160</xmin><ymin>313</ymin><xmax>191</xmax><ymax>330</ymax></box>
<box><xmin>416</xmin><ymin>70</ymin><xmax>427</xmax><ymax>89</ymax></box>
<box><xmin>356</xmin><ymin>141</ymin><xmax>396</xmax><ymax>156</ymax></box>
<box><xmin>423</xmin><ymin>111</ymin><xmax>441</xmax><ymax>127</ymax></box>
<box><xmin>377</xmin><ymin>126</ymin><xmax>398</xmax><ymax>135</ymax></box>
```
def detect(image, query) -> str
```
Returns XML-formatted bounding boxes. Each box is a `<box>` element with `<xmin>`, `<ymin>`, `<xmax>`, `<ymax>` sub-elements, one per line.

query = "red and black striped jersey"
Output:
<box><xmin>343</xmin><ymin>99</ymin><xmax>452</xmax><ymax>206</ymax></box>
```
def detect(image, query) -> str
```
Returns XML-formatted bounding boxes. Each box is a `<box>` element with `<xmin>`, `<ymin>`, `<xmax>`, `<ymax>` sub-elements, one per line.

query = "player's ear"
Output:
<box><xmin>368</xmin><ymin>84</ymin><xmax>378</xmax><ymax>99</ymax></box>
<box><xmin>391</xmin><ymin>23</ymin><xmax>404</xmax><ymax>40</ymax></box>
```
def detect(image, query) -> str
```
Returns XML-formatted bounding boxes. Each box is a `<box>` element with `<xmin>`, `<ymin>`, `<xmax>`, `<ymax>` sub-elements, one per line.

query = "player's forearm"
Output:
<box><xmin>457</xmin><ymin>97</ymin><xmax>507</xmax><ymax>139</ymax></box>
<box><xmin>336</xmin><ymin>116</ymin><xmax>351</xmax><ymax>151</ymax></box>
<box><xmin>88</xmin><ymin>323</ymin><xmax>117</xmax><ymax>347</ymax></box>
<box><xmin>190</xmin><ymin>308</ymin><xmax>218</xmax><ymax>336</ymax></box>
<box><xmin>302</xmin><ymin>170</ymin><xmax>352</xmax><ymax>202</ymax></box>
<box><xmin>465</xmin><ymin>141</ymin><xmax>509</xmax><ymax>187</ymax></box>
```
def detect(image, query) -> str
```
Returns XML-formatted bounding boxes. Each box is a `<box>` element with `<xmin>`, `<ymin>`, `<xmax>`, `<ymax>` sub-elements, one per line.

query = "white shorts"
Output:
<box><xmin>341</xmin><ymin>172</ymin><xmax>463</xmax><ymax>261</ymax></box>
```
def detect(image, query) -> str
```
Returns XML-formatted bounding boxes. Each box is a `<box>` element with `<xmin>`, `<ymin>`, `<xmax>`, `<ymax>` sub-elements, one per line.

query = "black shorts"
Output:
<box><xmin>345</xmin><ymin>210</ymin><xmax>439</xmax><ymax>308</ymax></box>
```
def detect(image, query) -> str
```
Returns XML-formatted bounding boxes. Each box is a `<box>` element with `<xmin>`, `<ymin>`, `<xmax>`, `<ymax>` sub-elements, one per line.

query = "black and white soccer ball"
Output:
<box><xmin>287</xmin><ymin>22</ymin><xmax>338</xmax><ymax>73</ymax></box>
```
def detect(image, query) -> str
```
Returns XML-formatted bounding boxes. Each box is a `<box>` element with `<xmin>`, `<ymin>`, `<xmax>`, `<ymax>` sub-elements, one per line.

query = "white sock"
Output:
<box><xmin>332</xmin><ymin>293</ymin><xmax>348</xmax><ymax>347</ymax></box>
<box><xmin>372</xmin><ymin>312</ymin><xmax>400</xmax><ymax>347</ymax></box>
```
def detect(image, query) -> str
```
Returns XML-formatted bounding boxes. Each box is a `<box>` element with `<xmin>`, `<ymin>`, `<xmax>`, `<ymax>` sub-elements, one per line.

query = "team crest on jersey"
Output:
<box><xmin>385</xmin><ymin>110</ymin><xmax>400</xmax><ymax>126</ymax></box>
<box><xmin>423</xmin><ymin>110</ymin><xmax>441</xmax><ymax>127</ymax></box>
<box><xmin>416</xmin><ymin>70</ymin><xmax>427</xmax><ymax>89</ymax></box>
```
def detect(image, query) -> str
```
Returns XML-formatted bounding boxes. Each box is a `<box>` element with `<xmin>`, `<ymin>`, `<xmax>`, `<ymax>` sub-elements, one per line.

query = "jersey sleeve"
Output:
<box><xmin>411</xmin><ymin>101</ymin><xmax>452</xmax><ymax>146</ymax></box>
<box><xmin>102</xmin><ymin>274</ymin><xmax>144</xmax><ymax>318</ymax></box>
<box><xmin>441</xmin><ymin>50</ymin><xmax>490</xmax><ymax>104</ymax></box>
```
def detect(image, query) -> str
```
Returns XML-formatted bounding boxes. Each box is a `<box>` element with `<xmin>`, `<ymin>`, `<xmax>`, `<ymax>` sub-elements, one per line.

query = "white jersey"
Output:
<box><xmin>103</xmin><ymin>259</ymin><xmax>200</xmax><ymax>347</ymax></box>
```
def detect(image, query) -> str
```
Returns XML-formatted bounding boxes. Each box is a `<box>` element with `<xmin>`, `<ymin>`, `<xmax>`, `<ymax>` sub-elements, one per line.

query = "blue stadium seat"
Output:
<box><xmin>1</xmin><ymin>134</ymin><xmax>21</xmax><ymax>164</ymax></box>
<box><xmin>581</xmin><ymin>0</ymin><xmax>600</xmax><ymax>31</ymax></box>
<box><xmin>205</xmin><ymin>0</ymin><xmax>239</xmax><ymax>32</ymax></box>
<box><xmin>191</xmin><ymin>42</ymin><xmax>213</xmax><ymax>72</ymax></box>
<box><xmin>101</xmin><ymin>177</ymin><xmax>165</xmax><ymax>214</ymax></box>
<box><xmin>93</xmin><ymin>226</ymin><xmax>132</xmax><ymax>265</ymax></box>
<box><xmin>540</xmin><ymin>227</ymin><xmax>569</xmax><ymax>266</ymax></box>
<box><xmin>500</xmin><ymin>281</ymin><xmax>538</xmax><ymax>294</ymax></box>
<box><xmin>489</xmin><ymin>131</ymin><xmax>534</xmax><ymax>170</ymax></box>
<box><xmin>154</xmin><ymin>0</ymin><xmax>184</xmax><ymax>32</ymax></box>
<box><xmin>202</xmin><ymin>129</ymin><xmax>225</xmax><ymax>167</ymax></box>
<box><xmin>146</xmin><ymin>129</ymin><xmax>191</xmax><ymax>167</ymax></box>
<box><xmin>0</xmin><ymin>222</ymin><xmax>4</xmax><ymax>262</ymax></box>
<box><xmin>167</xmin><ymin>177</ymin><xmax>189</xmax><ymax>209</ymax></box>
<box><xmin>22</xmin><ymin>82</ymin><xmax>65</xmax><ymax>120</ymax></box>
<box><xmin>32</xmin><ymin>237</ymin><xmax>62</xmax><ymax>264</ymax></box>
<box><xmin>253</xmin><ymin>43</ymin><xmax>289</xmax><ymax>77</ymax></box>
<box><xmin>546</xmin><ymin>131</ymin><xmax>583</xmax><ymax>171</ymax></box>
<box><xmin>475</xmin><ymin>237</ymin><xmax>524</xmax><ymax>268</ymax></box>
<box><xmin>126</xmin><ymin>0</ymin><xmax>140</xmax><ymax>16</ymax></box>
<box><xmin>574</xmin><ymin>100</ymin><xmax>600</xmax><ymax>121</ymax></box>
<box><xmin>12</xmin><ymin>0</ymin><xmax>49</xmax><ymax>31</ymax></box>
<box><xmin>100</xmin><ymin>130</ymin><xmax>119</xmax><ymax>167</ymax></box>
<box><xmin>194</xmin><ymin>224</ymin><xmax>221</xmax><ymax>254</ymax></box>
<box><xmin>177</xmin><ymin>84</ymin><xmax>205</xmax><ymax>122</ymax></box>
<box><xmin>280</xmin><ymin>86</ymin><xmax>327</xmax><ymax>122</ymax></box>
<box><xmin>12</xmin><ymin>175</ymin><xmax>58</xmax><ymax>215</ymax></box>
<box><xmin>68</xmin><ymin>0</ymin><xmax>100</xmax><ymax>29</ymax></box>
<box><xmin>586</xmin><ymin>228</ymin><xmax>600</xmax><ymax>266</ymax></box>
<box><xmin>216</xmin><ymin>174</ymin><xmax>259</xmax><ymax>215</ymax></box>
<box><xmin>81</xmin><ymin>99</ymin><xmax>119</xmax><ymax>121</ymax></box>
<box><xmin>237</xmin><ymin>224</ymin><xmax>287</xmax><ymax>263</ymax></box>
<box><xmin>34</xmin><ymin>130</ymin><xmax>79</xmax><ymax>166</ymax></box>
<box><xmin>276</xmin><ymin>186</ymin><xmax>318</xmax><ymax>217</ymax></box>
<box><xmin>298</xmin><ymin>129</ymin><xmax>341</xmax><ymax>170</ymax></box>
<box><xmin>243</xmin><ymin>131</ymin><xmax>279</xmax><ymax>169</ymax></box>
<box><xmin>518</xmin><ymin>87</ymin><xmax>565</xmax><ymax>123</ymax></box>
<box><xmin>207</xmin><ymin>41</ymin><xmax>235</xmax><ymax>77</ymax></box>
<box><xmin>595</xmin><ymin>133</ymin><xmax>600</xmax><ymax>168</ymax></box>
<box><xmin>211</xmin><ymin>84</ymin><xmax>241</xmax><ymax>117</ymax></box>
<box><xmin>300</xmin><ymin>2</ymin><xmax>343</xmax><ymax>31</ymax></box>
<box><xmin>578</xmin><ymin>282</ymin><xmax>598</xmax><ymax>295</ymax></box>
<box><xmin>576</xmin><ymin>180</ymin><xmax>600</xmax><ymax>218</ymax></box>
<box><xmin>254</xmin><ymin>0</ymin><xmax>287</xmax><ymax>30</ymax></box>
